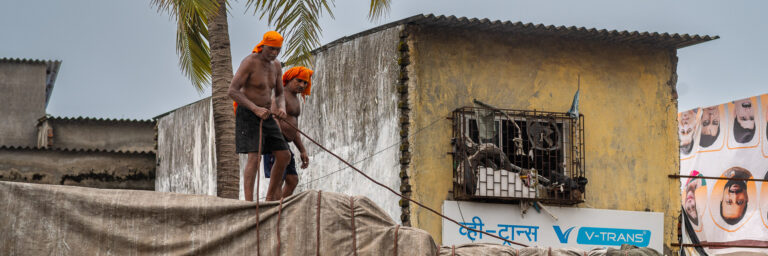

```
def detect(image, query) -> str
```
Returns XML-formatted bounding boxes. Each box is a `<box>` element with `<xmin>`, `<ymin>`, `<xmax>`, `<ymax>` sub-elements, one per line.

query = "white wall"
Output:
<box><xmin>156</xmin><ymin>98</ymin><xmax>216</xmax><ymax>195</ymax></box>
<box><xmin>284</xmin><ymin>26</ymin><xmax>404</xmax><ymax>222</ymax></box>
<box><xmin>240</xmin><ymin>27</ymin><xmax>401</xmax><ymax>223</ymax></box>
<box><xmin>152</xmin><ymin>27</ymin><xmax>405</xmax><ymax>224</ymax></box>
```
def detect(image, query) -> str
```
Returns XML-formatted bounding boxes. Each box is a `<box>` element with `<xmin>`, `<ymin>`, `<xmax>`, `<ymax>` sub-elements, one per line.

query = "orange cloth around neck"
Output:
<box><xmin>252</xmin><ymin>31</ymin><xmax>284</xmax><ymax>53</ymax></box>
<box><xmin>233</xmin><ymin>101</ymin><xmax>238</xmax><ymax>114</ymax></box>
<box><xmin>282</xmin><ymin>66</ymin><xmax>314</xmax><ymax>100</ymax></box>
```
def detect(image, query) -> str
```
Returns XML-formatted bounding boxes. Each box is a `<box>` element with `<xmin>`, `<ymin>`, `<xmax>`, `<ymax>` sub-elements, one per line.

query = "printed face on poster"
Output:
<box><xmin>679</xmin><ymin>93</ymin><xmax>768</xmax><ymax>255</ymax></box>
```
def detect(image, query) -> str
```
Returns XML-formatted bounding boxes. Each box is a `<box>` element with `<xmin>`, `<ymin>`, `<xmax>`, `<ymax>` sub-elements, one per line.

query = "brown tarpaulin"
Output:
<box><xmin>0</xmin><ymin>181</ymin><xmax>660</xmax><ymax>255</ymax></box>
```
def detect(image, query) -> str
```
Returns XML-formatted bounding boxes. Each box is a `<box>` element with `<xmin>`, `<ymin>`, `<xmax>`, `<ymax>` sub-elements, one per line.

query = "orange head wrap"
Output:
<box><xmin>282</xmin><ymin>66</ymin><xmax>314</xmax><ymax>100</ymax></box>
<box><xmin>253</xmin><ymin>31</ymin><xmax>284</xmax><ymax>53</ymax></box>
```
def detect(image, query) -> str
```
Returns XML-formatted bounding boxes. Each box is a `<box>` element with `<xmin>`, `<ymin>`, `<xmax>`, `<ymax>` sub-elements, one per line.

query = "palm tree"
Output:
<box><xmin>153</xmin><ymin>0</ymin><xmax>391</xmax><ymax>198</ymax></box>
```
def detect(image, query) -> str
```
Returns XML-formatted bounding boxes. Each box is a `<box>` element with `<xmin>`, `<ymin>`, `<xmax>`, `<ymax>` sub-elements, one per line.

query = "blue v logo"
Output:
<box><xmin>553</xmin><ymin>226</ymin><xmax>576</xmax><ymax>243</ymax></box>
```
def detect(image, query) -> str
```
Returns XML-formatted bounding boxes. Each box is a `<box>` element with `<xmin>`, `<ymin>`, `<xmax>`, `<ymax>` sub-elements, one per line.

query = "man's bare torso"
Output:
<box><xmin>280</xmin><ymin>89</ymin><xmax>301</xmax><ymax>142</ymax></box>
<box><xmin>240</xmin><ymin>53</ymin><xmax>281</xmax><ymax>109</ymax></box>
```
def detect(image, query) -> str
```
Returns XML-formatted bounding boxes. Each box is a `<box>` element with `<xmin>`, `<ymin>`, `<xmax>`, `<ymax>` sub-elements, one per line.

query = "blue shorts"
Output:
<box><xmin>263</xmin><ymin>149</ymin><xmax>298</xmax><ymax>180</ymax></box>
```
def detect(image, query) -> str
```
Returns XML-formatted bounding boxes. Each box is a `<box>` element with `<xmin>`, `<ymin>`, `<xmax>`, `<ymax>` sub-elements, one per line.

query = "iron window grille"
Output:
<box><xmin>451</xmin><ymin>107</ymin><xmax>586</xmax><ymax>205</ymax></box>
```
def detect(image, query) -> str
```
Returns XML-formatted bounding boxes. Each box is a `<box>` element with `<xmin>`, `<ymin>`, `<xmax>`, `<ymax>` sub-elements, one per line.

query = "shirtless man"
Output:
<box><xmin>263</xmin><ymin>67</ymin><xmax>313</xmax><ymax>197</ymax></box>
<box><xmin>228</xmin><ymin>31</ymin><xmax>290</xmax><ymax>201</ymax></box>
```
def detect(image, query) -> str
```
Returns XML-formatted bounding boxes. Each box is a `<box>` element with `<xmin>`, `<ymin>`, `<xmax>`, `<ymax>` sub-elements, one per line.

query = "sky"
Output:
<box><xmin>1</xmin><ymin>0</ymin><xmax>766</xmax><ymax>119</ymax></box>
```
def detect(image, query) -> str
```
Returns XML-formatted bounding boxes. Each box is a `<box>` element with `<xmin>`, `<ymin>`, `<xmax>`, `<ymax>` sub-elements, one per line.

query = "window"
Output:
<box><xmin>451</xmin><ymin>107</ymin><xmax>586</xmax><ymax>204</ymax></box>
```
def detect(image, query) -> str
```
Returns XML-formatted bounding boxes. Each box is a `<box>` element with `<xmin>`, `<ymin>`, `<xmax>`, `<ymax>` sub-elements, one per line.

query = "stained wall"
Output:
<box><xmin>405</xmin><ymin>26</ymin><xmax>680</xmax><ymax>248</ymax></box>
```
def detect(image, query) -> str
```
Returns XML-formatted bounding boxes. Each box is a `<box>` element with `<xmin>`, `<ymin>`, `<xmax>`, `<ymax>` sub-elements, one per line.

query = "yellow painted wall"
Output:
<box><xmin>404</xmin><ymin>26</ymin><xmax>681</xmax><ymax>250</ymax></box>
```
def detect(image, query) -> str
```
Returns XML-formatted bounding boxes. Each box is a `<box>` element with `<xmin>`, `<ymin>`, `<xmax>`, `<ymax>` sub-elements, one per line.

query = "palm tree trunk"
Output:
<box><xmin>208</xmin><ymin>0</ymin><xmax>239</xmax><ymax>199</ymax></box>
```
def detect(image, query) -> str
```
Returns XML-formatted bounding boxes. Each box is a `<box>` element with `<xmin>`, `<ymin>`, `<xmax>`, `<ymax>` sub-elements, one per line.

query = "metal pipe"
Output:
<box><xmin>669</xmin><ymin>174</ymin><xmax>768</xmax><ymax>182</ymax></box>
<box><xmin>672</xmin><ymin>242</ymin><xmax>768</xmax><ymax>249</ymax></box>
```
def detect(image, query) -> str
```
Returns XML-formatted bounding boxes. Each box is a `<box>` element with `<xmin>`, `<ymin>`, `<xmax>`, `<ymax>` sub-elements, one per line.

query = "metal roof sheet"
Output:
<box><xmin>0</xmin><ymin>145</ymin><xmax>155</xmax><ymax>155</ymax></box>
<box><xmin>0</xmin><ymin>57</ymin><xmax>58</xmax><ymax>65</ymax></box>
<box><xmin>316</xmin><ymin>14</ymin><xmax>718</xmax><ymax>52</ymax></box>
<box><xmin>44</xmin><ymin>116</ymin><xmax>155</xmax><ymax>124</ymax></box>
<box><xmin>1</xmin><ymin>58</ymin><xmax>62</xmax><ymax>108</ymax></box>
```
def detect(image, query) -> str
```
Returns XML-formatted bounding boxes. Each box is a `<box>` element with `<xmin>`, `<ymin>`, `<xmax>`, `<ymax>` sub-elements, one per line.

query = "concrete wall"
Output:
<box><xmin>257</xmin><ymin>26</ymin><xmax>404</xmax><ymax>221</ymax></box>
<box><xmin>405</xmin><ymin>26</ymin><xmax>680</xmax><ymax>247</ymax></box>
<box><xmin>156</xmin><ymin>98</ymin><xmax>216</xmax><ymax>196</ymax></box>
<box><xmin>0</xmin><ymin>147</ymin><xmax>155</xmax><ymax>190</ymax></box>
<box><xmin>0</xmin><ymin>62</ymin><xmax>47</xmax><ymax>147</ymax></box>
<box><xmin>47</xmin><ymin>118</ymin><xmax>155</xmax><ymax>152</ymax></box>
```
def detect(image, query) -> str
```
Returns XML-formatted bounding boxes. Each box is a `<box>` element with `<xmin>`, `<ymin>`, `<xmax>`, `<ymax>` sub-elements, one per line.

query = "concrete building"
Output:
<box><xmin>153</xmin><ymin>14</ymin><xmax>717</xmax><ymax>252</ymax></box>
<box><xmin>0</xmin><ymin>58</ymin><xmax>156</xmax><ymax>190</ymax></box>
<box><xmin>295</xmin><ymin>14</ymin><xmax>717</xmax><ymax>252</ymax></box>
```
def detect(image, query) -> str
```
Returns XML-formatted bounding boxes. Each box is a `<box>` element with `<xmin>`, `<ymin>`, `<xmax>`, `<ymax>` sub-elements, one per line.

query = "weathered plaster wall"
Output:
<box><xmin>0</xmin><ymin>147</ymin><xmax>155</xmax><ymax>190</ymax></box>
<box><xmin>256</xmin><ymin>26</ymin><xmax>404</xmax><ymax>221</ymax></box>
<box><xmin>406</xmin><ymin>26</ymin><xmax>680</xmax><ymax>247</ymax></box>
<box><xmin>48</xmin><ymin>118</ymin><xmax>155</xmax><ymax>152</ymax></box>
<box><xmin>156</xmin><ymin>98</ymin><xmax>216</xmax><ymax>195</ymax></box>
<box><xmin>0</xmin><ymin>62</ymin><xmax>46</xmax><ymax>147</ymax></box>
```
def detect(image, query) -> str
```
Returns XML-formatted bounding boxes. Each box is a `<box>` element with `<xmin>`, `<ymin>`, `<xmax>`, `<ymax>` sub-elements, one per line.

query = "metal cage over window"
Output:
<box><xmin>451</xmin><ymin>106</ymin><xmax>586</xmax><ymax>205</ymax></box>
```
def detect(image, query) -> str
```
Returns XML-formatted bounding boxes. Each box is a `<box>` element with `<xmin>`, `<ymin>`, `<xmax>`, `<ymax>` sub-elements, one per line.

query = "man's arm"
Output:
<box><xmin>269</xmin><ymin>94</ymin><xmax>285</xmax><ymax>134</ymax></box>
<box><xmin>272</xmin><ymin>61</ymin><xmax>287</xmax><ymax>119</ymax></box>
<box><xmin>293</xmin><ymin>134</ymin><xmax>309</xmax><ymax>169</ymax></box>
<box><xmin>228</xmin><ymin>57</ymin><xmax>270</xmax><ymax>118</ymax></box>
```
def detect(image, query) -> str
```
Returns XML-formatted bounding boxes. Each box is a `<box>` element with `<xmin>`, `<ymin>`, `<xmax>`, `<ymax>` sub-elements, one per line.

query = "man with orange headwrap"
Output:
<box><xmin>262</xmin><ymin>66</ymin><xmax>314</xmax><ymax>197</ymax></box>
<box><xmin>228</xmin><ymin>31</ymin><xmax>291</xmax><ymax>202</ymax></box>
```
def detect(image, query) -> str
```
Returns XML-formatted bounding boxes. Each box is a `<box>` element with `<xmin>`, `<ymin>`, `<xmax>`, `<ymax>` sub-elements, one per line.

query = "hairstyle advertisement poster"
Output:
<box><xmin>679</xmin><ymin>94</ymin><xmax>768</xmax><ymax>255</ymax></box>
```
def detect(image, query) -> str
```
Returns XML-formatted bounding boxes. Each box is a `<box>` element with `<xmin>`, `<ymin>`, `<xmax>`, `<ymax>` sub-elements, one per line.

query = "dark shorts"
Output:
<box><xmin>263</xmin><ymin>149</ymin><xmax>298</xmax><ymax>179</ymax></box>
<box><xmin>235</xmin><ymin>106</ymin><xmax>289</xmax><ymax>154</ymax></box>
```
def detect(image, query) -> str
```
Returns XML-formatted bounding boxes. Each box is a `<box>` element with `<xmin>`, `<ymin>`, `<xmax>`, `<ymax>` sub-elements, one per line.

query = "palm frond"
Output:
<box><xmin>152</xmin><ymin>0</ymin><xmax>220</xmax><ymax>91</ymax></box>
<box><xmin>244</xmin><ymin>0</ymin><xmax>389</xmax><ymax>67</ymax></box>
<box><xmin>367</xmin><ymin>0</ymin><xmax>390</xmax><ymax>22</ymax></box>
<box><xmin>243</xmin><ymin>0</ymin><xmax>330</xmax><ymax>68</ymax></box>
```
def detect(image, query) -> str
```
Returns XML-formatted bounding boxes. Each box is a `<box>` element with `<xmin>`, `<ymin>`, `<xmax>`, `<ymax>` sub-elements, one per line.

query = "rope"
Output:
<box><xmin>278</xmin><ymin>118</ymin><xmax>528</xmax><ymax>247</ymax></box>
<box><xmin>255</xmin><ymin>119</ymin><xmax>263</xmax><ymax>255</ymax></box>
<box><xmin>393</xmin><ymin>225</ymin><xmax>400</xmax><ymax>256</ymax></box>
<box><xmin>296</xmin><ymin>117</ymin><xmax>445</xmax><ymax>189</ymax></box>
<box><xmin>277</xmin><ymin>196</ymin><xmax>284</xmax><ymax>255</ymax></box>
<box><xmin>435</xmin><ymin>246</ymin><xmax>440</xmax><ymax>256</ymax></box>
<box><xmin>251</xmin><ymin>117</ymin><xmax>444</xmax><ymax>201</ymax></box>
<box><xmin>452</xmin><ymin>245</ymin><xmax>455</xmax><ymax>256</ymax></box>
<box><xmin>316</xmin><ymin>191</ymin><xmax>322</xmax><ymax>256</ymax></box>
<box><xmin>350</xmin><ymin>196</ymin><xmax>358</xmax><ymax>256</ymax></box>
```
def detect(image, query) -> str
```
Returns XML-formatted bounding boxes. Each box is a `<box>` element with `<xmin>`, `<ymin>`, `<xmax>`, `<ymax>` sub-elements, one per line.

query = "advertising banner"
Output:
<box><xmin>679</xmin><ymin>94</ymin><xmax>768</xmax><ymax>255</ymax></box>
<box><xmin>442</xmin><ymin>200</ymin><xmax>664</xmax><ymax>252</ymax></box>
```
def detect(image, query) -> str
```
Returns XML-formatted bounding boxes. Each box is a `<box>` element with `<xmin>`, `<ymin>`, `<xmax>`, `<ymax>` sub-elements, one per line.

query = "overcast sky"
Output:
<box><xmin>2</xmin><ymin>0</ymin><xmax>766</xmax><ymax>119</ymax></box>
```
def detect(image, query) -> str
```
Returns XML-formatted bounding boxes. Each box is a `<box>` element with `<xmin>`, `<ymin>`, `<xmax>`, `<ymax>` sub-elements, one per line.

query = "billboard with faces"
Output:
<box><xmin>678</xmin><ymin>94</ymin><xmax>768</xmax><ymax>255</ymax></box>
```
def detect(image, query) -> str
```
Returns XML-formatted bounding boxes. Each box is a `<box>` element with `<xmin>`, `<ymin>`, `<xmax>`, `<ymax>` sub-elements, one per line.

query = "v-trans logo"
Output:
<box><xmin>553</xmin><ymin>226</ymin><xmax>650</xmax><ymax>247</ymax></box>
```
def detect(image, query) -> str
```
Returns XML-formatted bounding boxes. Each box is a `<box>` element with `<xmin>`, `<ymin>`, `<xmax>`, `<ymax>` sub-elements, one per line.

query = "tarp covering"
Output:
<box><xmin>0</xmin><ymin>181</ymin><xmax>435</xmax><ymax>255</ymax></box>
<box><xmin>0</xmin><ymin>181</ymin><xmax>661</xmax><ymax>255</ymax></box>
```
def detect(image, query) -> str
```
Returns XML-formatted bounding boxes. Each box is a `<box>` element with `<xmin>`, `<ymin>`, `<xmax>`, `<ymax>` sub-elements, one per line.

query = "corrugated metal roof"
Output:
<box><xmin>153</xmin><ymin>97</ymin><xmax>211</xmax><ymax>120</ymax></box>
<box><xmin>44</xmin><ymin>116</ymin><xmax>155</xmax><ymax>124</ymax></box>
<box><xmin>413</xmin><ymin>14</ymin><xmax>717</xmax><ymax>48</ymax></box>
<box><xmin>0</xmin><ymin>57</ymin><xmax>58</xmax><ymax>65</ymax></box>
<box><xmin>315</xmin><ymin>14</ymin><xmax>718</xmax><ymax>52</ymax></box>
<box><xmin>1</xmin><ymin>57</ymin><xmax>62</xmax><ymax>108</ymax></box>
<box><xmin>0</xmin><ymin>145</ymin><xmax>155</xmax><ymax>155</ymax></box>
